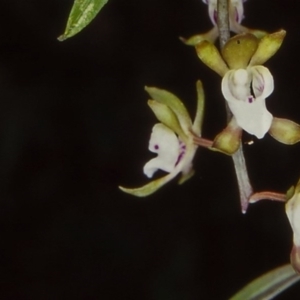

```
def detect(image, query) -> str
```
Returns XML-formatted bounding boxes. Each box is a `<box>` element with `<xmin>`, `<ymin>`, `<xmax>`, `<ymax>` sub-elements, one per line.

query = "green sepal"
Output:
<box><xmin>269</xmin><ymin>117</ymin><xmax>300</xmax><ymax>145</ymax></box>
<box><xmin>222</xmin><ymin>33</ymin><xmax>258</xmax><ymax>69</ymax></box>
<box><xmin>211</xmin><ymin>118</ymin><xmax>242</xmax><ymax>155</ymax></box>
<box><xmin>246</xmin><ymin>28</ymin><xmax>268</xmax><ymax>40</ymax></box>
<box><xmin>178</xmin><ymin>168</ymin><xmax>195</xmax><ymax>185</ymax></box>
<box><xmin>179</xmin><ymin>27</ymin><xmax>218</xmax><ymax>46</ymax></box>
<box><xmin>119</xmin><ymin>174</ymin><xmax>172</xmax><ymax>197</ymax></box>
<box><xmin>290</xmin><ymin>178</ymin><xmax>300</xmax><ymax>197</ymax></box>
<box><xmin>147</xmin><ymin>100</ymin><xmax>188</xmax><ymax>143</ymax></box>
<box><xmin>192</xmin><ymin>80</ymin><xmax>205</xmax><ymax>137</ymax></box>
<box><xmin>286</xmin><ymin>185</ymin><xmax>295</xmax><ymax>201</ymax></box>
<box><xmin>145</xmin><ymin>87</ymin><xmax>192</xmax><ymax>133</ymax></box>
<box><xmin>58</xmin><ymin>0</ymin><xmax>109</xmax><ymax>41</ymax></box>
<box><xmin>249</xmin><ymin>30</ymin><xmax>286</xmax><ymax>66</ymax></box>
<box><xmin>195</xmin><ymin>41</ymin><xmax>229</xmax><ymax>77</ymax></box>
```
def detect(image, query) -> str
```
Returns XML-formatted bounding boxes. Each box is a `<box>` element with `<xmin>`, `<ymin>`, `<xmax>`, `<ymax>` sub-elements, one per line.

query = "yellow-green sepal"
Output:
<box><xmin>195</xmin><ymin>41</ymin><xmax>229</xmax><ymax>77</ymax></box>
<box><xmin>246</xmin><ymin>28</ymin><xmax>268</xmax><ymax>40</ymax></box>
<box><xmin>119</xmin><ymin>174</ymin><xmax>172</xmax><ymax>197</ymax></box>
<box><xmin>210</xmin><ymin>118</ymin><xmax>242</xmax><ymax>155</ymax></box>
<box><xmin>249</xmin><ymin>30</ymin><xmax>286</xmax><ymax>66</ymax></box>
<box><xmin>178</xmin><ymin>169</ymin><xmax>195</xmax><ymax>185</ymax></box>
<box><xmin>179</xmin><ymin>27</ymin><xmax>219</xmax><ymax>46</ymax></box>
<box><xmin>288</xmin><ymin>179</ymin><xmax>300</xmax><ymax>199</ymax></box>
<box><xmin>145</xmin><ymin>87</ymin><xmax>192</xmax><ymax>133</ymax></box>
<box><xmin>222</xmin><ymin>33</ymin><xmax>258</xmax><ymax>69</ymax></box>
<box><xmin>286</xmin><ymin>185</ymin><xmax>295</xmax><ymax>201</ymax></box>
<box><xmin>147</xmin><ymin>100</ymin><xmax>188</xmax><ymax>143</ymax></box>
<box><xmin>192</xmin><ymin>80</ymin><xmax>205</xmax><ymax>136</ymax></box>
<box><xmin>269</xmin><ymin>117</ymin><xmax>300</xmax><ymax>145</ymax></box>
<box><xmin>58</xmin><ymin>0</ymin><xmax>109</xmax><ymax>41</ymax></box>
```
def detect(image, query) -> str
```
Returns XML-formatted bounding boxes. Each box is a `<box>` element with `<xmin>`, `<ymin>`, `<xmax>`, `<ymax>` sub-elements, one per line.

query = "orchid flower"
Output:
<box><xmin>196</xmin><ymin>30</ymin><xmax>300</xmax><ymax>154</ymax></box>
<box><xmin>286</xmin><ymin>179</ymin><xmax>300</xmax><ymax>274</ymax></box>
<box><xmin>181</xmin><ymin>0</ymin><xmax>266</xmax><ymax>46</ymax></box>
<box><xmin>119</xmin><ymin>81</ymin><xmax>205</xmax><ymax>197</ymax></box>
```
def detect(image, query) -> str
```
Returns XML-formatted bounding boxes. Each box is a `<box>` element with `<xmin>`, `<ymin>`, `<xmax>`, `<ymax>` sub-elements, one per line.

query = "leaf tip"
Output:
<box><xmin>57</xmin><ymin>34</ymin><xmax>67</xmax><ymax>42</ymax></box>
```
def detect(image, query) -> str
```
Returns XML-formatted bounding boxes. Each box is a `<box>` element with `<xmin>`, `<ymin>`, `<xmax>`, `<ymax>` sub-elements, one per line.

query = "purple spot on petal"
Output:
<box><xmin>175</xmin><ymin>142</ymin><xmax>186</xmax><ymax>166</ymax></box>
<box><xmin>248</xmin><ymin>96</ymin><xmax>253</xmax><ymax>103</ymax></box>
<box><xmin>213</xmin><ymin>10</ymin><xmax>217</xmax><ymax>24</ymax></box>
<box><xmin>154</xmin><ymin>144</ymin><xmax>159</xmax><ymax>150</ymax></box>
<box><xmin>235</xmin><ymin>8</ymin><xmax>239</xmax><ymax>23</ymax></box>
<box><xmin>175</xmin><ymin>152</ymin><xmax>185</xmax><ymax>166</ymax></box>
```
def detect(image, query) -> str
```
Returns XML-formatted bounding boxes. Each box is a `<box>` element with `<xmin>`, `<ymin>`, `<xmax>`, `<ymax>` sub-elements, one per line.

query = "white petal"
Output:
<box><xmin>222</xmin><ymin>69</ymin><xmax>273</xmax><ymax>138</ymax></box>
<box><xmin>250</xmin><ymin>66</ymin><xmax>274</xmax><ymax>99</ymax></box>
<box><xmin>143</xmin><ymin>123</ymin><xmax>180</xmax><ymax>178</ymax></box>
<box><xmin>222</xmin><ymin>71</ymin><xmax>235</xmax><ymax>101</ymax></box>
<box><xmin>221</xmin><ymin>70</ymin><xmax>251</xmax><ymax>102</ymax></box>
<box><xmin>230</xmin><ymin>0</ymin><xmax>244</xmax><ymax>23</ymax></box>
<box><xmin>207</xmin><ymin>0</ymin><xmax>217</xmax><ymax>25</ymax></box>
<box><xmin>227</xmin><ymin>96</ymin><xmax>273</xmax><ymax>138</ymax></box>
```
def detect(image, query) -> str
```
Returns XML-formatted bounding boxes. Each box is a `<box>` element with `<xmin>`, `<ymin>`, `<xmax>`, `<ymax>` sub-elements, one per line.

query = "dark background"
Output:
<box><xmin>1</xmin><ymin>0</ymin><xmax>300</xmax><ymax>299</ymax></box>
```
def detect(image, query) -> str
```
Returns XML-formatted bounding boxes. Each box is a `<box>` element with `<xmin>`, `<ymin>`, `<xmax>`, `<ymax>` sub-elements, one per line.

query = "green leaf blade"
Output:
<box><xmin>230</xmin><ymin>264</ymin><xmax>300</xmax><ymax>300</ymax></box>
<box><xmin>58</xmin><ymin>0</ymin><xmax>109</xmax><ymax>41</ymax></box>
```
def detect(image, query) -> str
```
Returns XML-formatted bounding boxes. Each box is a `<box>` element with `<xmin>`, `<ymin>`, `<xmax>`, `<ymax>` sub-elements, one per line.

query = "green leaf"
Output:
<box><xmin>58</xmin><ymin>0</ymin><xmax>109</xmax><ymax>41</ymax></box>
<box><xmin>230</xmin><ymin>264</ymin><xmax>300</xmax><ymax>300</ymax></box>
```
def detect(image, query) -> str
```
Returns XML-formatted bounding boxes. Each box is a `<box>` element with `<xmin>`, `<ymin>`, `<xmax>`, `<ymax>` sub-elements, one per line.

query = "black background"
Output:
<box><xmin>1</xmin><ymin>0</ymin><xmax>300</xmax><ymax>299</ymax></box>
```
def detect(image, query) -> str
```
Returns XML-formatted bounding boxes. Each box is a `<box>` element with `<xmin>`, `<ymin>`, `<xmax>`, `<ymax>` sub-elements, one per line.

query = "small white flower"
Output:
<box><xmin>221</xmin><ymin>66</ymin><xmax>274</xmax><ymax>138</ymax></box>
<box><xmin>119</xmin><ymin>81</ymin><xmax>205</xmax><ymax>197</ymax></box>
<box><xmin>196</xmin><ymin>30</ymin><xmax>300</xmax><ymax>154</ymax></box>
<box><xmin>143</xmin><ymin>123</ymin><xmax>182</xmax><ymax>178</ymax></box>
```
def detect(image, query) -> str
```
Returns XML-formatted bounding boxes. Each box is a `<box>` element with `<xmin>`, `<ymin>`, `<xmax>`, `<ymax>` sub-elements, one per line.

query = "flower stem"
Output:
<box><xmin>249</xmin><ymin>191</ymin><xmax>287</xmax><ymax>203</ymax></box>
<box><xmin>193</xmin><ymin>136</ymin><xmax>213</xmax><ymax>148</ymax></box>
<box><xmin>217</xmin><ymin>0</ymin><xmax>230</xmax><ymax>49</ymax></box>
<box><xmin>217</xmin><ymin>0</ymin><xmax>253</xmax><ymax>213</ymax></box>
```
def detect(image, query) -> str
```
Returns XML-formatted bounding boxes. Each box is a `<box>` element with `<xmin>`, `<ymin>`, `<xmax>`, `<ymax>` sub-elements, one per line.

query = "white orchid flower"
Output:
<box><xmin>196</xmin><ymin>30</ymin><xmax>300</xmax><ymax>154</ymax></box>
<box><xmin>119</xmin><ymin>81</ymin><xmax>205</xmax><ymax>197</ymax></box>
<box><xmin>221</xmin><ymin>66</ymin><xmax>274</xmax><ymax>138</ymax></box>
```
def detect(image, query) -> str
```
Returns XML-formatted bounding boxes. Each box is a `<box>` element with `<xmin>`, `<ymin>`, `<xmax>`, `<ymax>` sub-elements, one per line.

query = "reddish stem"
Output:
<box><xmin>193</xmin><ymin>136</ymin><xmax>213</xmax><ymax>148</ymax></box>
<box><xmin>249</xmin><ymin>191</ymin><xmax>287</xmax><ymax>203</ymax></box>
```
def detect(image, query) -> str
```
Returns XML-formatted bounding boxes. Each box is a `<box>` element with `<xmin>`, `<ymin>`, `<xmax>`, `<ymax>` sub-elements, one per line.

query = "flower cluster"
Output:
<box><xmin>121</xmin><ymin>4</ymin><xmax>300</xmax><ymax>197</ymax></box>
<box><xmin>118</xmin><ymin>0</ymin><xmax>300</xmax><ymax>288</ymax></box>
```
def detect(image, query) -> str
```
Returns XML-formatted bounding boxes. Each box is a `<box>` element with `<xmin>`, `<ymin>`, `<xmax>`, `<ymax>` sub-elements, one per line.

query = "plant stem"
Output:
<box><xmin>217</xmin><ymin>0</ymin><xmax>230</xmax><ymax>50</ymax></box>
<box><xmin>217</xmin><ymin>0</ymin><xmax>253</xmax><ymax>213</ymax></box>
<box><xmin>193</xmin><ymin>136</ymin><xmax>213</xmax><ymax>148</ymax></box>
<box><xmin>249</xmin><ymin>191</ymin><xmax>287</xmax><ymax>203</ymax></box>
